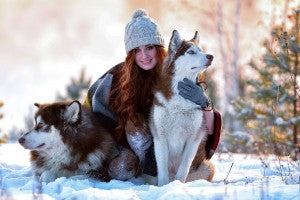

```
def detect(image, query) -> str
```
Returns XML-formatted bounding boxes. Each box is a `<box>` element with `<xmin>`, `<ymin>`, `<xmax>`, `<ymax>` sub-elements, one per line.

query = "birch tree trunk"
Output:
<box><xmin>232</xmin><ymin>0</ymin><xmax>241</xmax><ymax>131</ymax></box>
<box><xmin>217</xmin><ymin>0</ymin><xmax>229</xmax><ymax>116</ymax></box>
<box><xmin>232</xmin><ymin>0</ymin><xmax>240</xmax><ymax>99</ymax></box>
<box><xmin>283</xmin><ymin>0</ymin><xmax>290</xmax><ymax>25</ymax></box>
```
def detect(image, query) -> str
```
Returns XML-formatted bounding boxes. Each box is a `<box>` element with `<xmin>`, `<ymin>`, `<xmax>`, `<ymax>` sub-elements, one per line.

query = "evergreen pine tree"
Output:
<box><xmin>56</xmin><ymin>67</ymin><xmax>91</xmax><ymax>101</ymax></box>
<box><xmin>235</xmin><ymin>10</ymin><xmax>300</xmax><ymax>159</ymax></box>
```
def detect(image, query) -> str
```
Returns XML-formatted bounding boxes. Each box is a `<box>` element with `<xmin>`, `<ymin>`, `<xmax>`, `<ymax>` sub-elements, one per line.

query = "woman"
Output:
<box><xmin>84</xmin><ymin>8</ymin><xmax>221</xmax><ymax>180</ymax></box>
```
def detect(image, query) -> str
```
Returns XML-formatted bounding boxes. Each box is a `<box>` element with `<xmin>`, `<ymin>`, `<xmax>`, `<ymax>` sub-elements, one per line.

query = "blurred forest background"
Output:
<box><xmin>0</xmin><ymin>0</ymin><xmax>299</xmax><ymax>159</ymax></box>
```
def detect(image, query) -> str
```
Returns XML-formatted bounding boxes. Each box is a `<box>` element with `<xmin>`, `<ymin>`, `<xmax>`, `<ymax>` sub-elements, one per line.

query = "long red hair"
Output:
<box><xmin>109</xmin><ymin>45</ymin><xmax>167</xmax><ymax>144</ymax></box>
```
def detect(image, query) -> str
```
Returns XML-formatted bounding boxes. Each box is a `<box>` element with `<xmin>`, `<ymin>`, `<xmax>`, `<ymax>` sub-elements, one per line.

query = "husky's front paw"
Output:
<box><xmin>175</xmin><ymin>173</ymin><xmax>187</xmax><ymax>183</ymax></box>
<box><xmin>158</xmin><ymin>175</ymin><xmax>169</xmax><ymax>186</ymax></box>
<box><xmin>40</xmin><ymin>171</ymin><xmax>56</xmax><ymax>183</ymax></box>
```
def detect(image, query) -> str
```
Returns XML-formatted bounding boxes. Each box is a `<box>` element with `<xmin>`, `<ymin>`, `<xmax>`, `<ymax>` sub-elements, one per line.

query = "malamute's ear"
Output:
<box><xmin>191</xmin><ymin>31</ymin><xmax>199</xmax><ymax>45</ymax></box>
<box><xmin>169</xmin><ymin>30</ymin><xmax>182</xmax><ymax>53</ymax></box>
<box><xmin>64</xmin><ymin>100</ymin><xmax>81</xmax><ymax>122</ymax></box>
<box><xmin>34</xmin><ymin>103</ymin><xmax>40</xmax><ymax>108</ymax></box>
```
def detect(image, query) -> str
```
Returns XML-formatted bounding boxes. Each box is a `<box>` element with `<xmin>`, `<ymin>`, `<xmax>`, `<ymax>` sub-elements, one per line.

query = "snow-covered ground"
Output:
<box><xmin>0</xmin><ymin>143</ymin><xmax>299</xmax><ymax>200</ymax></box>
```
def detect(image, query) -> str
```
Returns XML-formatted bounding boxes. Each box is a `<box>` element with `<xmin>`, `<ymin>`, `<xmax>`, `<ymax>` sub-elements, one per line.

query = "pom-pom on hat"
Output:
<box><xmin>124</xmin><ymin>8</ymin><xmax>165</xmax><ymax>54</ymax></box>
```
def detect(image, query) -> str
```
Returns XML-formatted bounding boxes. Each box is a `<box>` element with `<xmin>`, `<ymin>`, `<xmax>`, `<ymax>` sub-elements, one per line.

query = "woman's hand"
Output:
<box><xmin>177</xmin><ymin>78</ymin><xmax>210</xmax><ymax>108</ymax></box>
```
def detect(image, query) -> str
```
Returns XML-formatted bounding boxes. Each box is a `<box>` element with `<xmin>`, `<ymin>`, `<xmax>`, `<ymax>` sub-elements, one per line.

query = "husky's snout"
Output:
<box><xmin>206</xmin><ymin>54</ymin><xmax>214</xmax><ymax>66</ymax></box>
<box><xmin>206</xmin><ymin>54</ymin><xmax>213</xmax><ymax>61</ymax></box>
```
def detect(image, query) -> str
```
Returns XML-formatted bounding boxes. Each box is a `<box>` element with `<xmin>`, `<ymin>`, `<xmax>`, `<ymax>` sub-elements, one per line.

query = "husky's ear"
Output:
<box><xmin>169</xmin><ymin>30</ymin><xmax>182</xmax><ymax>53</ymax></box>
<box><xmin>191</xmin><ymin>31</ymin><xmax>199</xmax><ymax>45</ymax></box>
<box><xmin>64</xmin><ymin>100</ymin><xmax>81</xmax><ymax>122</ymax></box>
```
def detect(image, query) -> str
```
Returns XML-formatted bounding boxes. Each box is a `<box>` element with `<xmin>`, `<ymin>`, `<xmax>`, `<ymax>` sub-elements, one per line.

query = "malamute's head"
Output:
<box><xmin>18</xmin><ymin>100</ymin><xmax>82</xmax><ymax>151</ymax></box>
<box><xmin>165</xmin><ymin>30</ymin><xmax>213</xmax><ymax>81</ymax></box>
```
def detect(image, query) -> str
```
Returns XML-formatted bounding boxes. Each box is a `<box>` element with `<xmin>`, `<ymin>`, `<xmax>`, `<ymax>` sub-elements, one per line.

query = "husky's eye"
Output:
<box><xmin>187</xmin><ymin>50</ymin><xmax>196</xmax><ymax>55</ymax></box>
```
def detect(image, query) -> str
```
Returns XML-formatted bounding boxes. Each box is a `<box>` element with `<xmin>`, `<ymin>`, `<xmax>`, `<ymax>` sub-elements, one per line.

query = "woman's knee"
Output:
<box><xmin>108</xmin><ymin>148</ymin><xmax>140</xmax><ymax>181</ymax></box>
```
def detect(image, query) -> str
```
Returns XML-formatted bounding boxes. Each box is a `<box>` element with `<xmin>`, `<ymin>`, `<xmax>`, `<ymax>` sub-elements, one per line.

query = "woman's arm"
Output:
<box><xmin>83</xmin><ymin>63</ymin><xmax>124</xmax><ymax>120</ymax></box>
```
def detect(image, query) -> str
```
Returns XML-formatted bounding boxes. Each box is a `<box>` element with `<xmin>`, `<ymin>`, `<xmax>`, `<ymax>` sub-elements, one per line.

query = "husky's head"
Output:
<box><xmin>18</xmin><ymin>100</ymin><xmax>81</xmax><ymax>151</ymax></box>
<box><xmin>166</xmin><ymin>30</ymin><xmax>213</xmax><ymax>81</ymax></box>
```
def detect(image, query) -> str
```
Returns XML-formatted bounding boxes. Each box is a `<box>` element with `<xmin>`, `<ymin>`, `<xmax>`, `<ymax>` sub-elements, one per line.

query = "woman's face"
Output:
<box><xmin>134</xmin><ymin>45</ymin><xmax>157</xmax><ymax>70</ymax></box>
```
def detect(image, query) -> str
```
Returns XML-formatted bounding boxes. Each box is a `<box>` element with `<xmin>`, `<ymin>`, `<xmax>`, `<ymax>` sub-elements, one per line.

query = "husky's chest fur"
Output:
<box><xmin>152</xmin><ymin>92</ymin><xmax>204</xmax><ymax>156</ymax></box>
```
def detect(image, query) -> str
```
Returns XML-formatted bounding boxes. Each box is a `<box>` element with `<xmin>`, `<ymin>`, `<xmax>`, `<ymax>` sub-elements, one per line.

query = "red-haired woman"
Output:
<box><xmin>84</xmin><ymin>8</ymin><xmax>221</xmax><ymax>180</ymax></box>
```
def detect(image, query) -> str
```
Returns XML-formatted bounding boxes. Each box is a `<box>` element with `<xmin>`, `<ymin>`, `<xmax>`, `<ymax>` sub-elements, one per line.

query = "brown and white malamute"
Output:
<box><xmin>18</xmin><ymin>100</ymin><xmax>115</xmax><ymax>183</ymax></box>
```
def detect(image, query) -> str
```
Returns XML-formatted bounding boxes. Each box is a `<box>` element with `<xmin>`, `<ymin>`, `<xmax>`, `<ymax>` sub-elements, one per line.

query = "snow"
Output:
<box><xmin>275</xmin><ymin>117</ymin><xmax>285</xmax><ymax>125</ymax></box>
<box><xmin>290</xmin><ymin>117</ymin><xmax>300</xmax><ymax>125</ymax></box>
<box><xmin>0</xmin><ymin>143</ymin><xmax>299</xmax><ymax>200</ymax></box>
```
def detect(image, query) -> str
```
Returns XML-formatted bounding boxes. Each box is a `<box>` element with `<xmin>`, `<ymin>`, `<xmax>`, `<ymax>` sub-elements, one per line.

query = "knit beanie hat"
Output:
<box><xmin>124</xmin><ymin>8</ymin><xmax>165</xmax><ymax>54</ymax></box>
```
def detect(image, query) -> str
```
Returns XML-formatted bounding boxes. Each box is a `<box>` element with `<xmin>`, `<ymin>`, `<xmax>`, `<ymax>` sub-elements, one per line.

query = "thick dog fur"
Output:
<box><xmin>150</xmin><ymin>30</ymin><xmax>215</xmax><ymax>186</ymax></box>
<box><xmin>18</xmin><ymin>100</ymin><xmax>115</xmax><ymax>183</ymax></box>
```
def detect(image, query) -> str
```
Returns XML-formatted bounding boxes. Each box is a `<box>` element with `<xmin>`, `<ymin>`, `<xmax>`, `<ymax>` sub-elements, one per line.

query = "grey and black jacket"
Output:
<box><xmin>83</xmin><ymin>63</ymin><xmax>123</xmax><ymax>133</ymax></box>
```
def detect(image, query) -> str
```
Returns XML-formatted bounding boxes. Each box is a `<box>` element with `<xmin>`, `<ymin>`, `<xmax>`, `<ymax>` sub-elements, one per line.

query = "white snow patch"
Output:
<box><xmin>0</xmin><ymin>143</ymin><xmax>299</xmax><ymax>199</ymax></box>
